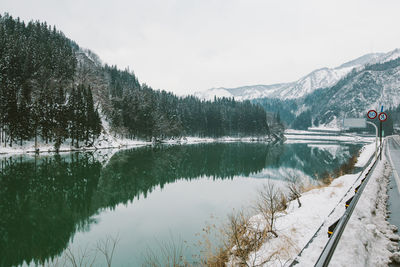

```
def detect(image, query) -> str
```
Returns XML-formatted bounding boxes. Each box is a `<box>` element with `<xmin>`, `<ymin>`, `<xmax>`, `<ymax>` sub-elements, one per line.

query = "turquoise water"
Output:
<box><xmin>0</xmin><ymin>142</ymin><xmax>362</xmax><ymax>266</ymax></box>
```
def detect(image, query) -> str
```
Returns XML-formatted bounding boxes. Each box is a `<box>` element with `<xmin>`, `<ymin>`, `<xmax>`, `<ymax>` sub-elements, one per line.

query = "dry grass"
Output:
<box><xmin>201</xmin><ymin>183</ymin><xmax>290</xmax><ymax>267</ymax></box>
<box><xmin>333</xmin><ymin>154</ymin><xmax>358</xmax><ymax>178</ymax></box>
<box><xmin>300</xmin><ymin>181</ymin><xmax>329</xmax><ymax>193</ymax></box>
<box><xmin>332</xmin><ymin>181</ymin><xmax>344</xmax><ymax>188</ymax></box>
<box><xmin>196</xmin><ymin>219</ymin><xmax>229</xmax><ymax>267</ymax></box>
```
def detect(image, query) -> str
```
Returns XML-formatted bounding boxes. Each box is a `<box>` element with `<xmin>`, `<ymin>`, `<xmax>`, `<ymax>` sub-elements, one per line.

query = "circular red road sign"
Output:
<box><xmin>378</xmin><ymin>112</ymin><xmax>388</xmax><ymax>122</ymax></box>
<box><xmin>367</xmin><ymin>109</ymin><xmax>377</xmax><ymax>120</ymax></box>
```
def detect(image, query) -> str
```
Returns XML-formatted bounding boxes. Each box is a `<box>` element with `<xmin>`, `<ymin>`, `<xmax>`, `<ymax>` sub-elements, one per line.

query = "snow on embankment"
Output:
<box><xmin>355</xmin><ymin>142</ymin><xmax>376</xmax><ymax>168</ymax></box>
<box><xmin>0</xmin><ymin>116</ymin><xmax>148</xmax><ymax>155</ymax></box>
<box><xmin>329</xmin><ymin>155</ymin><xmax>398</xmax><ymax>266</ymax></box>
<box><xmin>240</xmin><ymin>141</ymin><xmax>399</xmax><ymax>266</ymax></box>
<box><xmin>295</xmin><ymin>150</ymin><xmax>398</xmax><ymax>266</ymax></box>
<box><xmin>284</xmin><ymin>129</ymin><xmax>374</xmax><ymax>144</ymax></box>
<box><xmin>0</xmin><ymin>131</ymin><xmax>147</xmax><ymax>155</ymax></box>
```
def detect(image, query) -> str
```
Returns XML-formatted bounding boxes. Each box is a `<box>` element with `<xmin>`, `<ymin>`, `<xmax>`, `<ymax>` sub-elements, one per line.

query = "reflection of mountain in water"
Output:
<box><xmin>0</xmin><ymin>142</ymin><xmax>360</xmax><ymax>266</ymax></box>
<box><xmin>280</xmin><ymin>143</ymin><xmax>357</xmax><ymax>176</ymax></box>
<box><xmin>250</xmin><ymin>143</ymin><xmax>358</xmax><ymax>180</ymax></box>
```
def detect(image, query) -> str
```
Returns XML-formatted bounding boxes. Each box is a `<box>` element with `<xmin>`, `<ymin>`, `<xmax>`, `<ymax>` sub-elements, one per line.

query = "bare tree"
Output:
<box><xmin>285</xmin><ymin>173</ymin><xmax>303</xmax><ymax>208</ymax></box>
<box><xmin>255</xmin><ymin>183</ymin><xmax>286</xmax><ymax>238</ymax></box>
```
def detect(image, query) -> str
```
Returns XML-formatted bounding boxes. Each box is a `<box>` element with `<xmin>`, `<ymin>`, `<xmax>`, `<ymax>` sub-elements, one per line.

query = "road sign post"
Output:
<box><xmin>380</xmin><ymin>120</ymin><xmax>382</xmax><ymax>159</ymax></box>
<box><xmin>366</xmin><ymin>121</ymin><xmax>378</xmax><ymax>160</ymax></box>
<box><xmin>378</xmin><ymin>111</ymin><xmax>387</xmax><ymax>160</ymax></box>
<box><xmin>366</xmin><ymin>109</ymin><xmax>387</xmax><ymax>161</ymax></box>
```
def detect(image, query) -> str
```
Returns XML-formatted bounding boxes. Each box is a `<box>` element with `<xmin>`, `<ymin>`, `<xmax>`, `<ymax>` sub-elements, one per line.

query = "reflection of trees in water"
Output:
<box><xmin>0</xmin><ymin>153</ymin><xmax>102</xmax><ymax>267</ymax></box>
<box><xmin>0</xmin><ymin>143</ymin><xmax>278</xmax><ymax>266</ymax></box>
<box><xmin>0</xmin><ymin>142</ymin><xmax>360</xmax><ymax>266</ymax></box>
<box><xmin>95</xmin><ymin>143</ymin><xmax>282</xmax><ymax>209</ymax></box>
<box><xmin>273</xmin><ymin>143</ymin><xmax>360</xmax><ymax>178</ymax></box>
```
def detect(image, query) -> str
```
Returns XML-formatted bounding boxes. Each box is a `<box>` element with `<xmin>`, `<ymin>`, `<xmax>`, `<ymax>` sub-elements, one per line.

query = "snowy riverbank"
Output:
<box><xmin>0</xmin><ymin>127</ymin><xmax>373</xmax><ymax>156</ymax></box>
<box><xmin>237</xmin><ymin>140</ymin><xmax>399</xmax><ymax>266</ymax></box>
<box><xmin>0</xmin><ymin>132</ymin><xmax>281</xmax><ymax>156</ymax></box>
<box><xmin>284</xmin><ymin>129</ymin><xmax>375</xmax><ymax>144</ymax></box>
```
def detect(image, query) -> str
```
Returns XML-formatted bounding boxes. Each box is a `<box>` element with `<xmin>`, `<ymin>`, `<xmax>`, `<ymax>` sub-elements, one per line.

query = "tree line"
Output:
<box><xmin>0</xmin><ymin>14</ymin><xmax>276</xmax><ymax>149</ymax></box>
<box><xmin>0</xmin><ymin>14</ymin><xmax>102</xmax><ymax>149</ymax></box>
<box><xmin>107</xmin><ymin>82</ymin><xmax>271</xmax><ymax>139</ymax></box>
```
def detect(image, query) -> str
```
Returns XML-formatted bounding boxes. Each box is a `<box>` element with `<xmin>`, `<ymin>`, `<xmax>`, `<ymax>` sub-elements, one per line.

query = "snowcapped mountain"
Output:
<box><xmin>196</xmin><ymin>49</ymin><xmax>400</xmax><ymax>129</ymax></box>
<box><xmin>309</xmin><ymin>56</ymin><xmax>400</xmax><ymax>127</ymax></box>
<box><xmin>195</xmin><ymin>52</ymin><xmax>389</xmax><ymax>101</ymax></box>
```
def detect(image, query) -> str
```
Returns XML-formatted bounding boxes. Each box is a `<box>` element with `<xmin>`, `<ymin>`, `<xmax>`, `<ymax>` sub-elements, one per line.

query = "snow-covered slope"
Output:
<box><xmin>311</xmin><ymin>61</ymin><xmax>400</xmax><ymax>127</ymax></box>
<box><xmin>195</xmin><ymin>51</ymin><xmax>397</xmax><ymax>101</ymax></box>
<box><xmin>194</xmin><ymin>87</ymin><xmax>233</xmax><ymax>100</ymax></box>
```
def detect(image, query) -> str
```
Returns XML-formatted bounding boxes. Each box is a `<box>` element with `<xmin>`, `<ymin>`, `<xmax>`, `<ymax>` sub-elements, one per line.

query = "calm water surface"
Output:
<box><xmin>0</xmin><ymin>142</ymin><xmax>363</xmax><ymax>266</ymax></box>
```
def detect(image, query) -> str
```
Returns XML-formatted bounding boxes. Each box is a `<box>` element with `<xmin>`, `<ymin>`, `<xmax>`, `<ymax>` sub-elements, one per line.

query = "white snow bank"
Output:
<box><xmin>181</xmin><ymin>136</ymin><xmax>275</xmax><ymax>144</ymax></box>
<box><xmin>307</xmin><ymin>126</ymin><xmax>342</xmax><ymax>132</ymax></box>
<box><xmin>329</xmin><ymin>157</ymin><xmax>397</xmax><ymax>267</ymax></box>
<box><xmin>0</xmin><ymin>135</ymin><xmax>148</xmax><ymax>155</ymax></box>
<box><xmin>232</xmin><ymin>141</ymin><xmax>390</xmax><ymax>266</ymax></box>
<box><xmin>355</xmin><ymin>142</ymin><xmax>377</xmax><ymax>167</ymax></box>
<box><xmin>246</xmin><ymin>172</ymin><xmax>363</xmax><ymax>266</ymax></box>
<box><xmin>285</xmin><ymin>133</ymin><xmax>374</xmax><ymax>143</ymax></box>
<box><xmin>284</xmin><ymin>129</ymin><xmax>375</xmax><ymax>144</ymax></box>
<box><xmin>293</xmin><ymin>144</ymin><xmax>398</xmax><ymax>266</ymax></box>
<box><xmin>0</xmin><ymin>134</ymin><xmax>278</xmax><ymax>156</ymax></box>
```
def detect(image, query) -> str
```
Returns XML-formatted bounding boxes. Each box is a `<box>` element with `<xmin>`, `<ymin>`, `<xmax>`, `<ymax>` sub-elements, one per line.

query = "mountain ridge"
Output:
<box><xmin>195</xmin><ymin>51</ymin><xmax>398</xmax><ymax>101</ymax></box>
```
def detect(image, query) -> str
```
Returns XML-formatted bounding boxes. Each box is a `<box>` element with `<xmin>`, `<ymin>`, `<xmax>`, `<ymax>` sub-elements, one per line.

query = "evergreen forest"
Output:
<box><xmin>0</xmin><ymin>14</ymin><xmax>276</xmax><ymax>149</ymax></box>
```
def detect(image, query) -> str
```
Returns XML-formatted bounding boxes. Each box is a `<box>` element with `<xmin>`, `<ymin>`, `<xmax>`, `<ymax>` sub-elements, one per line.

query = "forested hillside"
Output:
<box><xmin>0</xmin><ymin>14</ymin><xmax>101</xmax><ymax>150</ymax></box>
<box><xmin>254</xmin><ymin>56</ymin><xmax>400</xmax><ymax>132</ymax></box>
<box><xmin>0</xmin><ymin>14</ymin><xmax>280</xmax><ymax>150</ymax></box>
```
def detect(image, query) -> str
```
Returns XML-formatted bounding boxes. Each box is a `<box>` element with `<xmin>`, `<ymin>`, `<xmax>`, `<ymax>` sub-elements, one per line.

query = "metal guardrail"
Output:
<box><xmin>314</xmin><ymin>145</ymin><xmax>381</xmax><ymax>267</ymax></box>
<box><xmin>289</xmin><ymin>147</ymin><xmax>377</xmax><ymax>267</ymax></box>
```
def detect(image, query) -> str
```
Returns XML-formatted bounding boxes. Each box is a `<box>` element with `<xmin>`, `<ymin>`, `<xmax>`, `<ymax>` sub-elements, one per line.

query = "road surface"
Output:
<box><xmin>387</xmin><ymin>136</ymin><xmax>400</xmax><ymax>194</ymax></box>
<box><xmin>386</xmin><ymin>136</ymin><xmax>400</xmax><ymax>267</ymax></box>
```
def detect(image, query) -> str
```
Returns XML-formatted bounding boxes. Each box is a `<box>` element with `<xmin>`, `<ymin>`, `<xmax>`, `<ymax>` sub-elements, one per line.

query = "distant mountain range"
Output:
<box><xmin>196</xmin><ymin>49</ymin><xmax>400</xmax><ymax>128</ymax></box>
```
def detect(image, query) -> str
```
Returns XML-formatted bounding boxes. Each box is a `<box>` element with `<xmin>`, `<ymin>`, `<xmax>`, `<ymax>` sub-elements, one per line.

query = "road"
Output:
<box><xmin>386</xmin><ymin>136</ymin><xmax>400</xmax><ymax>267</ymax></box>
<box><xmin>387</xmin><ymin>136</ymin><xmax>400</xmax><ymax>194</ymax></box>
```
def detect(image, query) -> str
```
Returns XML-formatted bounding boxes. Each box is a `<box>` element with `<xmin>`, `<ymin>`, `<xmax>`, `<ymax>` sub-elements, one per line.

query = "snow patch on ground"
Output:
<box><xmin>329</xmin><ymin>158</ymin><xmax>397</xmax><ymax>266</ymax></box>
<box><xmin>245</xmin><ymin>172</ymin><xmax>363</xmax><ymax>266</ymax></box>
<box><xmin>0</xmin><ymin>133</ymin><xmax>148</xmax><ymax>155</ymax></box>
<box><xmin>231</xmin><ymin>141</ymin><xmax>398</xmax><ymax>266</ymax></box>
<box><xmin>307</xmin><ymin>126</ymin><xmax>342</xmax><ymax>132</ymax></box>
<box><xmin>0</xmin><ymin>133</ymin><xmax>278</xmax><ymax>156</ymax></box>
<box><xmin>355</xmin><ymin>142</ymin><xmax>377</xmax><ymax>167</ymax></box>
<box><xmin>285</xmin><ymin>133</ymin><xmax>374</xmax><ymax>144</ymax></box>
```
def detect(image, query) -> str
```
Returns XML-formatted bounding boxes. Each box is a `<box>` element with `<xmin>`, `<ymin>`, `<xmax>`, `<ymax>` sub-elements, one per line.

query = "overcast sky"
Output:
<box><xmin>2</xmin><ymin>0</ymin><xmax>400</xmax><ymax>95</ymax></box>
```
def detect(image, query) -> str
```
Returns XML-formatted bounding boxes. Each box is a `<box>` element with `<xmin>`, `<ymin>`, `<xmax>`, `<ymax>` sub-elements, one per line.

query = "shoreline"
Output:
<box><xmin>232</xmin><ymin>139</ymin><xmax>398</xmax><ymax>266</ymax></box>
<box><xmin>0</xmin><ymin>128</ymin><xmax>375</xmax><ymax>156</ymax></box>
<box><xmin>0</xmin><ymin>135</ymin><xmax>282</xmax><ymax>156</ymax></box>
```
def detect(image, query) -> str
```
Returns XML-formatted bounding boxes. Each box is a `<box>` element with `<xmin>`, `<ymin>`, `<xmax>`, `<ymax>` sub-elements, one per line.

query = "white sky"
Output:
<box><xmin>2</xmin><ymin>0</ymin><xmax>400</xmax><ymax>95</ymax></box>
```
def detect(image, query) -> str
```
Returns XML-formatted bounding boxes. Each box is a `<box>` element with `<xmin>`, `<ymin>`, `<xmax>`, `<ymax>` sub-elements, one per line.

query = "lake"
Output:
<box><xmin>0</xmin><ymin>142</ymin><xmax>363</xmax><ymax>266</ymax></box>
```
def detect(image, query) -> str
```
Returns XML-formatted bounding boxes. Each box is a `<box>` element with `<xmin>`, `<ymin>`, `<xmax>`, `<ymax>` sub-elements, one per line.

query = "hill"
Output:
<box><xmin>0</xmin><ymin>14</ymin><xmax>281</xmax><ymax>151</ymax></box>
